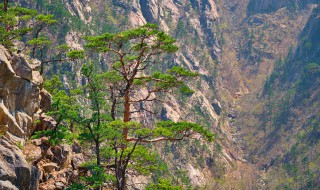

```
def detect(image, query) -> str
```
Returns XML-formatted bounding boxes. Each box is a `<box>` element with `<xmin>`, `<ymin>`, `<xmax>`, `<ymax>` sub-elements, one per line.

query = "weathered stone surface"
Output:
<box><xmin>11</xmin><ymin>54</ymin><xmax>33</xmax><ymax>81</ymax></box>
<box><xmin>0</xmin><ymin>137</ymin><xmax>40</xmax><ymax>190</ymax></box>
<box><xmin>72</xmin><ymin>141</ymin><xmax>81</xmax><ymax>153</ymax></box>
<box><xmin>29</xmin><ymin>166</ymin><xmax>40</xmax><ymax>190</ymax></box>
<box><xmin>52</xmin><ymin>144</ymin><xmax>72</xmax><ymax>168</ymax></box>
<box><xmin>15</xmin><ymin>112</ymin><xmax>32</xmax><ymax>137</ymax></box>
<box><xmin>32</xmin><ymin>113</ymin><xmax>56</xmax><ymax>133</ymax></box>
<box><xmin>0</xmin><ymin>45</ymin><xmax>44</xmax><ymax>190</ymax></box>
<box><xmin>0</xmin><ymin>101</ymin><xmax>24</xmax><ymax>138</ymax></box>
<box><xmin>0</xmin><ymin>180</ymin><xmax>19</xmax><ymax>190</ymax></box>
<box><xmin>42</xmin><ymin>163</ymin><xmax>58</xmax><ymax>173</ymax></box>
<box><xmin>140</xmin><ymin>0</ymin><xmax>159</xmax><ymax>22</ymax></box>
<box><xmin>248</xmin><ymin>0</ymin><xmax>317</xmax><ymax>15</ymax></box>
<box><xmin>23</xmin><ymin>142</ymin><xmax>42</xmax><ymax>161</ymax></box>
<box><xmin>212</xmin><ymin>99</ymin><xmax>222</xmax><ymax>115</ymax></box>
<box><xmin>40</xmin><ymin>89</ymin><xmax>52</xmax><ymax>112</ymax></box>
<box><xmin>0</xmin><ymin>46</ymin><xmax>15</xmax><ymax>78</ymax></box>
<box><xmin>71</xmin><ymin>154</ymin><xmax>85</xmax><ymax>170</ymax></box>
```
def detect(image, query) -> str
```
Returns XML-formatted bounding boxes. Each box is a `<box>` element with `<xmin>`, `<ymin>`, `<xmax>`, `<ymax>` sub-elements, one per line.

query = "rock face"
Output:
<box><xmin>0</xmin><ymin>46</ymin><xmax>43</xmax><ymax>139</ymax></box>
<box><xmin>0</xmin><ymin>45</ymin><xmax>85</xmax><ymax>189</ymax></box>
<box><xmin>0</xmin><ymin>45</ymin><xmax>46</xmax><ymax>189</ymax></box>
<box><xmin>0</xmin><ymin>138</ymin><xmax>40</xmax><ymax>190</ymax></box>
<box><xmin>248</xmin><ymin>0</ymin><xmax>317</xmax><ymax>15</ymax></box>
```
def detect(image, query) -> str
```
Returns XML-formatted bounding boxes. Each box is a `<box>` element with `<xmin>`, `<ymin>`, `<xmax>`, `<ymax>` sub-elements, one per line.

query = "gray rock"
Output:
<box><xmin>11</xmin><ymin>54</ymin><xmax>33</xmax><ymax>81</ymax></box>
<box><xmin>29</xmin><ymin>167</ymin><xmax>40</xmax><ymax>190</ymax></box>
<box><xmin>42</xmin><ymin>163</ymin><xmax>58</xmax><ymax>173</ymax></box>
<box><xmin>212</xmin><ymin>99</ymin><xmax>222</xmax><ymax>115</ymax></box>
<box><xmin>72</xmin><ymin>154</ymin><xmax>85</xmax><ymax>170</ymax></box>
<box><xmin>0</xmin><ymin>43</ymin><xmax>43</xmax><ymax>190</ymax></box>
<box><xmin>0</xmin><ymin>49</ymin><xmax>15</xmax><ymax>78</ymax></box>
<box><xmin>52</xmin><ymin>144</ymin><xmax>72</xmax><ymax>168</ymax></box>
<box><xmin>0</xmin><ymin>101</ymin><xmax>24</xmax><ymax>138</ymax></box>
<box><xmin>0</xmin><ymin>180</ymin><xmax>19</xmax><ymax>190</ymax></box>
<box><xmin>40</xmin><ymin>89</ymin><xmax>52</xmax><ymax>112</ymax></box>
<box><xmin>55</xmin><ymin>181</ymin><xmax>64</xmax><ymax>189</ymax></box>
<box><xmin>0</xmin><ymin>138</ymin><xmax>40</xmax><ymax>190</ymax></box>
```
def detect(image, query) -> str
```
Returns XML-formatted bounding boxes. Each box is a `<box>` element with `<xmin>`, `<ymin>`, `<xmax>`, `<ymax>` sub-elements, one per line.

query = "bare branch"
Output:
<box><xmin>130</xmin><ymin>104</ymin><xmax>157</xmax><ymax>115</ymax></box>
<box><xmin>126</xmin><ymin>131</ymin><xmax>193</xmax><ymax>143</ymax></box>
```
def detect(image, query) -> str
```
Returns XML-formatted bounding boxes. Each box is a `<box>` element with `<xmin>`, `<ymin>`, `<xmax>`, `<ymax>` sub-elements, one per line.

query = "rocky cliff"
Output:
<box><xmin>0</xmin><ymin>45</ymin><xmax>43</xmax><ymax>189</ymax></box>
<box><xmin>2</xmin><ymin>0</ymin><xmax>320</xmax><ymax>189</ymax></box>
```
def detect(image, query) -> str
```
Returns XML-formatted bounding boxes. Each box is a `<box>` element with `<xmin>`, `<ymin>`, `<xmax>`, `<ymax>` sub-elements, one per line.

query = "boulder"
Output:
<box><xmin>71</xmin><ymin>154</ymin><xmax>85</xmax><ymax>170</ymax></box>
<box><xmin>0</xmin><ymin>180</ymin><xmax>19</xmax><ymax>190</ymax></box>
<box><xmin>11</xmin><ymin>54</ymin><xmax>33</xmax><ymax>81</ymax></box>
<box><xmin>32</xmin><ymin>113</ymin><xmax>56</xmax><ymax>133</ymax></box>
<box><xmin>15</xmin><ymin>112</ymin><xmax>32</xmax><ymax>137</ymax></box>
<box><xmin>0</xmin><ymin>46</ymin><xmax>15</xmax><ymax>78</ymax></box>
<box><xmin>0</xmin><ymin>137</ymin><xmax>40</xmax><ymax>190</ymax></box>
<box><xmin>0</xmin><ymin>101</ymin><xmax>24</xmax><ymax>138</ymax></box>
<box><xmin>40</xmin><ymin>89</ymin><xmax>52</xmax><ymax>112</ymax></box>
<box><xmin>52</xmin><ymin>144</ymin><xmax>72</xmax><ymax>168</ymax></box>
<box><xmin>42</xmin><ymin>163</ymin><xmax>58</xmax><ymax>173</ymax></box>
<box><xmin>72</xmin><ymin>141</ymin><xmax>81</xmax><ymax>153</ymax></box>
<box><xmin>212</xmin><ymin>99</ymin><xmax>222</xmax><ymax>115</ymax></box>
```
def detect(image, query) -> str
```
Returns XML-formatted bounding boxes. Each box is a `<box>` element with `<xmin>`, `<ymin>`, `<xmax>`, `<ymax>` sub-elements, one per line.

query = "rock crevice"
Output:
<box><xmin>0</xmin><ymin>45</ymin><xmax>46</xmax><ymax>189</ymax></box>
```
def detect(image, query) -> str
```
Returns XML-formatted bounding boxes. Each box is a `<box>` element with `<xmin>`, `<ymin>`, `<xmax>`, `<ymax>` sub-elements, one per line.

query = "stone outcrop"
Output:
<box><xmin>0</xmin><ymin>46</ymin><xmax>44</xmax><ymax>139</ymax></box>
<box><xmin>0</xmin><ymin>45</ymin><xmax>86</xmax><ymax>190</ymax></box>
<box><xmin>0</xmin><ymin>137</ymin><xmax>40</xmax><ymax>190</ymax></box>
<box><xmin>22</xmin><ymin>140</ymin><xmax>85</xmax><ymax>190</ymax></box>
<box><xmin>0</xmin><ymin>45</ymin><xmax>49</xmax><ymax>189</ymax></box>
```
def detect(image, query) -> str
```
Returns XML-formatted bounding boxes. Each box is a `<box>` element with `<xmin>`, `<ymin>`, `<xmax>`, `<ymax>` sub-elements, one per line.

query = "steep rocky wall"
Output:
<box><xmin>0</xmin><ymin>45</ymin><xmax>47</xmax><ymax>190</ymax></box>
<box><xmin>10</xmin><ymin>0</ymin><xmax>320</xmax><ymax>189</ymax></box>
<box><xmin>247</xmin><ymin>0</ymin><xmax>318</xmax><ymax>15</ymax></box>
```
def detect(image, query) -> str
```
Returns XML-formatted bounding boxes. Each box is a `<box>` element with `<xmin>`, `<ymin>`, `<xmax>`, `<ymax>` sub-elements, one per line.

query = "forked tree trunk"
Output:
<box><xmin>116</xmin><ymin>170</ymin><xmax>126</xmax><ymax>190</ymax></box>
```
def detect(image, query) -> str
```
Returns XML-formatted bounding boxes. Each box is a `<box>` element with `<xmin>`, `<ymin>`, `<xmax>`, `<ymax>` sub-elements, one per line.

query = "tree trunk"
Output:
<box><xmin>123</xmin><ymin>91</ymin><xmax>130</xmax><ymax>139</ymax></box>
<box><xmin>95</xmin><ymin>140</ymin><xmax>100</xmax><ymax>166</ymax></box>
<box><xmin>3</xmin><ymin>0</ymin><xmax>8</xmax><ymax>12</ymax></box>
<box><xmin>120</xmin><ymin>170</ymin><xmax>126</xmax><ymax>190</ymax></box>
<box><xmin>116</xmin><ymin>168</ymin><xmax>126</xmax><ymax>190</ymax></box>
<box><xmin>95</xmin><ymin>140</ymin><xmax>101</xmax><ymax>190</ymax></box>
<box><xmin>110</xmin><ymin>87</ymin><xmax>117</xmax><ymax>120</ymax></box>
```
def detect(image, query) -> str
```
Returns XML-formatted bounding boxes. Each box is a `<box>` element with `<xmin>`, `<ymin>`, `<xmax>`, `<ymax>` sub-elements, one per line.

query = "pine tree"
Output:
<box><xmin>39</xmin><ymin>24</ymin><xmax>214</xmax><ymax>190</ymax></box>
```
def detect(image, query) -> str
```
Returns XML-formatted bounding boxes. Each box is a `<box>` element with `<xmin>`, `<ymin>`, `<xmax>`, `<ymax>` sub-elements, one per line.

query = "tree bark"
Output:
<box><xmin>123</xmin><ymin>91</ymin><xmax>130</xmax><ymax>139</ymax></box>
<box><xmin>3</xmin><ymin>0</ymin><xmax>8</xmax><ymax>12</ymax></box>
<box><xmin>95</xmin><ymin>140</ymin><xmax>101</xmax><ymax>166</ymax></box>
<box><xmin>110</xmin><ymin>87</ymin><xmax>117</xmax><ymax>120</ymax></box>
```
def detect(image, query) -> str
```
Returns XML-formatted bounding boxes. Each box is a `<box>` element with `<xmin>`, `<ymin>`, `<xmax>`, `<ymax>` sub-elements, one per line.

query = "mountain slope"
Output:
<box><xmin>1</xmin><ymin>0</ymin><xmax>319</xmax><ymax>189</ymax></box>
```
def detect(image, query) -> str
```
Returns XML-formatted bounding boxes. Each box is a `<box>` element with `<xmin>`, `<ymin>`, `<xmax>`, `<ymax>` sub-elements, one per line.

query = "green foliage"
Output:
<box><xmin>66</xmin><ymin>50</ymin><xmax>86</xmax><ymax>59</ymax></box>
<box><xmin>16</xmin><ymin>141</ymin><xmax>23</xmax><ymax>149</ymax></box>
<box><xmin>0</xmin><ymin>2</ymin><xmax>79</xmax><ymax>77</ymax></box>
<box><xmin>153</xmin><ymin>121</ymin><xmax>214</xmax><ymax>141</ymax></box>
<box><xmin>168</xmin><ymin>66</ymin><xmax>199</xmax><ymax>77</ymax></box>
<box><xmin>43</xmin><ymin>75</ymin><xmax>63</xmax><ymax>95</ymax></box>
<box><xmin>0</xmin><ymin>2</ymin><xmax>58</xmax><ymax>50</ymax></box>
<box><xmin>304</xmin><ymin>62</ymin><xmax>320</xmax><ymax>79</ymax></box>
<box><xmin>32</xmin><ymin>79</ymin><xmax>77</xmax><ymax>146</ymax></box>
<box><xmin>28</xmin><ymin>37</ymin><xmax>52</xmax><ymax>46</ymax></box>
<box><xmin>35</xmin><ymin>14</ymin><xmax>57</xmax><ymax>25</ymax></box>
<box><xmin>0</xmin><ymin>4</ymin><xmax>37</xmax><ymax>48</ymax></box>
<box><xmin>85</xmin><ymin>23</ymin><xmax>178</xmax><ymax>53</ymax></box>
<box><xmin>36</xmin><ymin>24</ymin><xmax>213</xmax><ymax>189</ymax></box>
<box><xmin>146</xmin><ymin>178</ymin><xmax>183</xmax><ymax>190</ymax></box>
<box><xmin>80</xmin><ymin>164</ymin><xmax>115</xmax><ymax>189</ymax></box>
<box><xmin>66</xmin><ymin>183</ymin><xmax>86</xmax><ymax>190</ymax></box>
<box><xmin>179</xmin><ymin>83</ymin><xmax>195</xmax><ymax>95</ymax></box>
